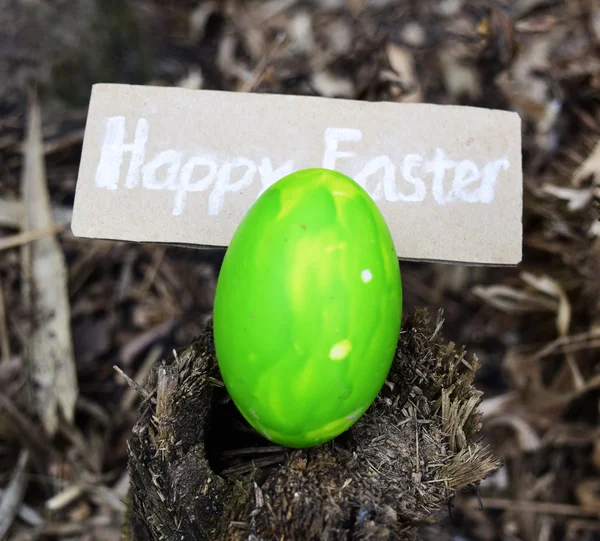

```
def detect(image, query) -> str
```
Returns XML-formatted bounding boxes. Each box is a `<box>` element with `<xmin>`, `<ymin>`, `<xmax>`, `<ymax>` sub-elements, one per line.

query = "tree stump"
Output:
<box><xmin>124</xmin><ymin>309</ymin><xmax>498</xmax><ymax>541</ymax></box>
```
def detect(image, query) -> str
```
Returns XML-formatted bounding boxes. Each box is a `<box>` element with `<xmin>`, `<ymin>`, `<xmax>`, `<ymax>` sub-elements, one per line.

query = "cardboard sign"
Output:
<box><xmin>72</xmin><ymin>83</ymin><xmax>522</xmax><ymax>265</ymax></box>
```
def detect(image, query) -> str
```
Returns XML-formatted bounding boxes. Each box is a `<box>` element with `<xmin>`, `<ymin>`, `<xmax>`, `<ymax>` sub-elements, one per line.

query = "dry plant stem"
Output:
<box><xmin>124</xmin><ymin>309</ymin><xmax>498</xmax><ymax>541</ymax></box>
<box><xmin>0</xmin><ymin>488</ymin><xmax>43</xmax><ymax>527</ymax></box>
<box><xmin>240</xmin><ymin>32</ymin><xmax>287</xmax><ymax>92</ymax></box>
<box><xmin>464</xmin><ymin>497</ymin><xmax>600</xmax><ymax>518</ymax></box>
<box><xmin>0</xmin><ymin>223</ymin><xmax>69</xmax><ymax>252</ymax></box>
<box><xmin>20</xmin><ymin>90</ymin><xmax>78</xmax><ymax>435</ymax></box>
<box><xmin>119</xmin><ymin>345</ymin><xmax>163</xmax><ymax>413</ymax></box>
<box><xmin>0</xmin><ymin>449</ymin><xmax>30</xmax><ymax>539</ymax></box>
<box><xmin>0</xmin><ymin>282</ymin><xmax>10</xmax><ymax>363</ymax></box>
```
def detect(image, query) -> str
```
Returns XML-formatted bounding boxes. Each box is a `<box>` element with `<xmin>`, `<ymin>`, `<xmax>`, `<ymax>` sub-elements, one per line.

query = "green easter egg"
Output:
<box><xmin>213</xmin><ymin>168</ymin><xmax>402</xmax><ymax>448</ymax></box>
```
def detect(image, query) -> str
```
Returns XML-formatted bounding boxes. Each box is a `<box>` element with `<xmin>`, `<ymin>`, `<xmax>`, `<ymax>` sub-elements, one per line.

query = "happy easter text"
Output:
<box><xmin>94</xmin><ymin>117</ymin><xmax>511</xmax><ymax>217</ymax></box>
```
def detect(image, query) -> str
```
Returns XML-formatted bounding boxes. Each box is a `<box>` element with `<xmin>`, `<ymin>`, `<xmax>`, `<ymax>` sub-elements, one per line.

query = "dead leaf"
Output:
<box><xmin>434</xmin><ymin>0</ymin><xmax>464</xmax><ymax>17</ymax></box>
<box><xmin>520</xmin><ymin>272</ymin><xmax>571</xmax><ymax>336</ymax></box>
<box><xmin>386</xmin><ymin>43</ymin><xmax>418</xmax><ymax>90</ymax></box>
<box><xmin>310</xmin><ymin>70</ymin><xmax>355</xmax><ymax>98</ymax></box>
<box><xmin>288</xmin><ymin>11</ymin><xmax>313</xmax><ymax>54</ymax></box>
<box><xmin>542</xmin><ymin>184</ymin><xmax>594</xmax><ymax>211</ymax></box>
<box><xmin>472</xmin><ymin>284</ymin><xmax>558</xmax><ymax>313</ymax></box>
<box><xmin>515</xmin><ymin>14</ymin><xmax>558</xmax><ymax>33</ymax></box>
<box><xmin>487</xmin><ymin>414</ymin><xmax>542</xmax><ymax>452</ymax></box>
<box><xmin>46</xmin><ymin>485</ymin><xmax>83</xmax><ymax>512</ymax></box>
<box><xmin>439</xmin><ymin>51</ymin><xmax>481</xmax><ymax>100</ymax></box>
<box><xmin>575</xmin><ymin>479</ymin><xmax>600</xmax><ymax>514</ymax></box>
<box><xmin>573</xmin><ymin>139</ymin><xmax>600</xmax><ymax>186</ymax></box>
<box><xmin>480</xmin><ymin>392</ymin><xmax>519</xmax><ymax>419</ymax></box>
<box><xmin>217</xmin><ymin>34</ymin><xmax>250</xmax><ymax>84</ymax></box>
<box><xmin>323</xmin><ymin>19</ymin><xmax>353</xmax><ymax>57</ymax></box>
<box><xmin>188</xmin><ymin>1</ymin><xmax>217</xmax><ymax>43</ymax></box>
<box><xmin>521</xmin><ymin>271</ymin><xmax>583</xmax><ymax>389</ymax></box>
<box><xmin>400</xmin><ymin>22</ymin><xmax>426</xmax><ymax>47</ymax></box>
<box><xmin>20</xmin><ymin>91</ymin><xmax>78</xmax><ymax>435</ymax></box>
<box><xmin>177</xmin><ymin>69</ymin><xmax>204</xmax><ymax>90</ymax></box>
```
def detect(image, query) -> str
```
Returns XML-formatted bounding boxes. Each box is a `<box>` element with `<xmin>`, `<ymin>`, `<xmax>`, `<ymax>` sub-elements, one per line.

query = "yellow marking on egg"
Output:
<box><xmin>325</xmin><ymin>242</ymin><xmax>347</xmax><ymax>253</ymax></box>
<box><xmin>361</xmin><ymin>269</ymin><xmax>373</xmax><ymax>283</ymax></box>
<box><xmin>305</xmin><ymin>413</ymin><xmax>354</xmax><ymax>442</ymax></box>
<box><xmin>346</xmin><ymin>404</ymin><xmax>368</xmax><ymax>421</ymax></box>
<box><xmin>329</xmin><ymin>339</ymin><xmax>352</xmax><ymax>361</ymax></box>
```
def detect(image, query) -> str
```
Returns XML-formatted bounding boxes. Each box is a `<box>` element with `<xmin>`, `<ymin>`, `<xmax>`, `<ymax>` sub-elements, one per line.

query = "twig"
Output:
<box><xmin>465</xmin><ymin>497</ymin><xmax>600</xmax><ymax>517</ymax></box>
<box><xmin>86</xmin><ymin>485</ymin><xmax>127</xmax><ymax>514</ymax></box>
<box><xmin>120</xmin><ymin>345</ymin><xmax>163</xmax><ymax>413</ymax></box>
<box><xmin>0</xmin><ymin>281</ymin><xmax>10</xmax><ymax>363</ymax></box>
<box><xmin>0</xmin><ymin>198</ymin><xmax>72</xmax><ymax>229</ymax></box>
<box><xmin>415</xmin><ymin>415</ymin><xmax>420</xmax><ymax>474</ymax></box>
<box><xmin>45</xmin><ymin>485</ymin><xmax>83</xmax><ymax>512</ymax></box>
<box><xmin>0</xmin><ymin>449</ymin><xmax>30</xmax><ymax>539</ymax></box>
<box><xmin>0</xmin><ymin>488</ymin><xmax>43</xmax><ymax>527</ymax></box>
<box><xmin>43</xmin><ymin>129</ymin><xmax>85</xmax><ymax>155</ymax></box>
<box><xmin>114</xmin><ymin>366</ymin><xmax>152</xmax><ymax>401</ymax></box>
<box><xmin>220</xmin><ymin>454</ymin><xmax>287</xmax><ymax>476</ymax></box>
<box><xmin>138</xmin><ymin>247</ymin><xmax>166</xmax><ymax>297</ymax></box>
<box><xmin>240</xmin><ymin>32</ymin><xmax>287</xmax><ymax>92</ymax></box>
<box><xmin>0</xmin><ymin>393</ymin><xmax>58</xmax><ymax>471</ymax></box>
<box><xmin>120</xmin><ymin>317</ymin><xmax>175</xmax><ymax>366</ymax></box>
<box><xmin>0</xmin><ymin>223</ymin><xmax>69</xmax><ymax>252</ymax></box>
<box><xmin>221</xmin><ymin>446</ymin><xmax>286</xmax><ymax>458</ymax></box>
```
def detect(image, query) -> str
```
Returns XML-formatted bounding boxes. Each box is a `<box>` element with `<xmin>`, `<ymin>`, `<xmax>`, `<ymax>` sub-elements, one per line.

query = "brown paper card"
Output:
<box><xmin>72</xmin><ymin>83</ymin><xmax>522</xmax><ymax>265</ymax></box>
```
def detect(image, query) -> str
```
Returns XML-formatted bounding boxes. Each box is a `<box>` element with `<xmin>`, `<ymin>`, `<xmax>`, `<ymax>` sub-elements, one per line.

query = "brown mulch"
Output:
<box><xmin>1</xmin><ymin>0</ymin><xmax>600</xmax><ymax>540</ymax></box>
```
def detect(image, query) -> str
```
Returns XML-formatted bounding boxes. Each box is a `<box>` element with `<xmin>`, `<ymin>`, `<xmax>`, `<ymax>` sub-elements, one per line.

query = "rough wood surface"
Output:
<box><xmin>125</xmin><ymin>309</ymin><xmax>498</xmax><ymax>541</ymax></box>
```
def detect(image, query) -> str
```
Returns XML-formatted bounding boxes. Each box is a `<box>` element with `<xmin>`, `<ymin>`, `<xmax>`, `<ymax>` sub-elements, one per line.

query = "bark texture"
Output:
<box><xmin>125</xmin><ymin>309</ymin><xmax>498</xmax><ymax>541</ymax></box>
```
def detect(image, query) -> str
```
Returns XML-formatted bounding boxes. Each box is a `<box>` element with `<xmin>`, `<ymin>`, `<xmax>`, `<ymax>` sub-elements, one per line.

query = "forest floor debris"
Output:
<box><xmin>1</xmin><ymin>1</ymin><xmax>599</xmax><ymax>540</ymax></box>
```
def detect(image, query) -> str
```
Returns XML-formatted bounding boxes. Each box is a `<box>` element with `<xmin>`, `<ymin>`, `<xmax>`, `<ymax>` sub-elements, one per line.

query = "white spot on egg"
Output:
<box><xmin>361</xmin><ymin>269</ymin><xmax>373</xmax><ymax>283</ymax></box>
<box><xmin>329</xmin><ymin>339</ymin><xmax>352</xmax><ymax>360</ymax></box>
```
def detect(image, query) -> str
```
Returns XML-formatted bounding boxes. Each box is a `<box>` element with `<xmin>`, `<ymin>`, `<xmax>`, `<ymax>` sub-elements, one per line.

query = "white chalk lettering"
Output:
<box><xmin>173</xmin><ymin>157</ymin><xmax>218</xmax><ymax>216</ymax></box>
<box><xmin>451</xmin><ymin>160</ymin><xmax>481</xmax><ymax>203</ymax></box>
<box><xmin>426</xmin><ymin>148</ymin><xmax>456</xmax><ymax>205</ymax></box>
<box><xmin>257</xmin><ymin>157</ymin><xmax>295</xmax><ymax>199</ymax></box>
<box><xmin>479</xmin><ymin>158</ymin><xmax>510</xmax><ymax>203</ymax></box>
<box><xmin>355</xmin><ymin>156</ymin><xmax>392</xmax><ymax>200</ymax></box>
<box><xmin>322</xmin><ymin>127</ymin><xmax>362</xmax><ymax>170</ymax></box>
<box><xmin>95</xmin><ymin>116</ymin><xmax>148</xmax><ymax>190</ymax></box>
<box><xmin>399</xmin><ymin>154</ymin><xmax>426</xmax><ymax>202</ymax></box>
<box><xmin>93</xmin><ymin>117</ymin><xmax>512</xmax><ymax>216</ymax></box>
<box><xmin>142</xmin><ymin>150</ymin><xmax>182</xmax><ymax>190</ymax></box>
<box><xmin>209</xmin><ymin>158</ymin><xmax>257</xmax><ymax>216</ymax></box>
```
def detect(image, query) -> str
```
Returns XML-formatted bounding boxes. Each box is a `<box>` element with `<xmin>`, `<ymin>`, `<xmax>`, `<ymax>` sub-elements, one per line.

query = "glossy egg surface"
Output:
<box><xmin>213</xmin><ymin>168</ymin><xmax>402</xmax><ymax>448</ymax></box>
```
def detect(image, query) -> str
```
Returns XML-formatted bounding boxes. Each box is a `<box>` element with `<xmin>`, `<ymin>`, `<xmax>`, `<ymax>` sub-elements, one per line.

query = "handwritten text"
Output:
<box><xmin>95</xmin><ymin>117</ymin><xmax>510</xmax><ymax>216</ymax></box>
